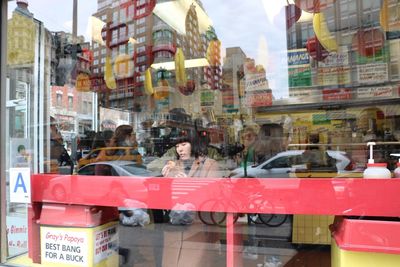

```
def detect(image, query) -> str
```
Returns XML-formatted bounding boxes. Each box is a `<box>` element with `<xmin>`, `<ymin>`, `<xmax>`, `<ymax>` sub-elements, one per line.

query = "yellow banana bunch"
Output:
<box><xmin>104</xmin><ymin>56</ymin><xmax>116</xmax><ymax>89</ymax></box>
<box><xmin>313</xmin><ymin>12</ymin><xmax>338</xmax><ymax>52</ymax></box>
<box><xmin>380</xmin><ymin>0</ymin><xmax>400</xmax><ymax>32</ymax></box>
<box><xmin>144</xmin><ymin>68</ymin><xmax>154</xmax><ymax>95</ymax></box>
<box><xmin>206</xmin><ymin>39</ymin><xmax>221</xmax><ymax>66</ymax></box>
<box><xmin>174</xmin><ymin>48</ymin><xmax>186</xmax><ymax>85</ymax></box>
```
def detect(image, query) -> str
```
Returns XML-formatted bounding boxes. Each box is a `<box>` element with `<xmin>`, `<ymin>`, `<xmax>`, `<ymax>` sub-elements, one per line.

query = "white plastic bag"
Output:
<box><xmin>169</xmin><ymin>203</ymin><xmax>196</xmax><ymax>225</ymax></box>
<box><xmin>120</xmin><ymin>209</ymin><xmax>150</xmax><ymax>226</ymax></box>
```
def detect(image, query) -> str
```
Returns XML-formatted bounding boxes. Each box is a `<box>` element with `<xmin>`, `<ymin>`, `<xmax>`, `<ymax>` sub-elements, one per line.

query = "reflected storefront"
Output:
<box><xmin>1</xmin><ymin>0</ymin><xmax>400</xmax><ymax>266</ymax></box>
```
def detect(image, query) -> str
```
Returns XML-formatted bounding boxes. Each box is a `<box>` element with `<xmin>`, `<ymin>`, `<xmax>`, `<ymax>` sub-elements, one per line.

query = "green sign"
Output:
<box><xmin>201</xmin><ymin>91</ymin><xmax>214</xmax><ymax>107</ymax></box>
<box><xmin>288</xmin><ymin>67</ymin><xmax>311</xmax><ymax>87</ymax></box>
<box><xmin>312</xmin><ymin>114</ymin><xmax>331</xmax><ymax>125</ymax></box>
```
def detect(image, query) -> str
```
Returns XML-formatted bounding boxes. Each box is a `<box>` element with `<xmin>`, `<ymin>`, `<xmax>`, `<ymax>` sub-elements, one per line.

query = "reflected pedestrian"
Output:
<box><xmin>110</xmin><ymin>124</ymin><xmax>138</xmax><ymax>148</ymax></box>
<box><xmin>92</xmin><ymin>130</ymin><xmax>114</xmax><ymax>175</ymax></box>
<box><xmin>238</xmin><ymin>124</ymin><xmax>262</xmax><ymax>177</ymax></box>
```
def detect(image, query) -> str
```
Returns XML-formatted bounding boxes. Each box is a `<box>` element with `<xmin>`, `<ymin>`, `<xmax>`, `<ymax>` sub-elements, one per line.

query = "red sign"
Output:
<box><xmin>245</xmin><ymin>90</ymin><xmax>272</xmax><ymax>107</ymax></box>
<box><xmin>322</xmin><ymin>88</ymin><xmax>352</xmax><ymax>101</ymax></box>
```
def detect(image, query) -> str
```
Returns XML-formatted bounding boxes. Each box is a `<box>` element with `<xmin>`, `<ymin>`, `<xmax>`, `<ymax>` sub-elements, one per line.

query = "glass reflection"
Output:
<box><xmin>4</xmin><ymin>0</ymin><xmax>400</xmax><ymax>266</ymax></box>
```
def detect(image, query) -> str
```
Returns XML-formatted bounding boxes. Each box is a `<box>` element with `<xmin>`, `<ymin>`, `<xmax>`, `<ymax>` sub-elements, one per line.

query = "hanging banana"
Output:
<box><xmin>144</xmin><ymin>68</ymin><xmax>154</xmax><ymax>95</ymax></box>
<box><xmin>104</xmin><ymin>56</ymin><xmax>116</xmax><ymax>89</ymax></box>
<box><xmin>313</xmin><ymin>12</ymin><xmax>338</xmax><ymax>52</ymax></box>
<box><xmin>174</xmin><ymin>47</ymin><xmax>186</xmax><ymax>85</ymax></box>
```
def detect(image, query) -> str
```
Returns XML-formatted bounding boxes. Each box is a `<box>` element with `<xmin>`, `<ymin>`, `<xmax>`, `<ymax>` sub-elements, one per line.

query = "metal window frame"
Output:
<box><xmin>0</xmin><ymin>0</ymin><xmax>8</xmax><ymax>263</ymax></box>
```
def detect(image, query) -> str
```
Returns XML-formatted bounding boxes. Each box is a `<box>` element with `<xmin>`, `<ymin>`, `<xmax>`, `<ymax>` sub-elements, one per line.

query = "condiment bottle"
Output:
<box><xmin>363</xmin><ymin>142</ymin><xmax>391</xmax><ymax>179</ymax></box>
<box><xmin>390</xmin><ymin>154</ymin><xmax>400</xmax><ymax>178</ymax></box>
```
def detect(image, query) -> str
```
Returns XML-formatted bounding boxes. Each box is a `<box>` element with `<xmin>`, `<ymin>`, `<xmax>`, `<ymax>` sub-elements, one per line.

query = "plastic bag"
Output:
<box><xmin>264</xmin><ymin>256</ymin><xmax>282</xmax><ymax>267</ymax></box>
<box><xmin>120</xmin><ymin>209</ymin><xmax>150</xmax><ymax>227</ymax></box>
<box><xmin>169</xmin><ymin>203</ymin><xmax>196</xmax><ymax>225</ymax></box>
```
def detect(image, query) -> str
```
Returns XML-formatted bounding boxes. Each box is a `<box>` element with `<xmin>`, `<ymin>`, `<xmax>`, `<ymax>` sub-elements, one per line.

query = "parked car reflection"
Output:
<box><xmin>47</xmin><ymin>161</ymin><xmax>156</xmax><ymax>203</ymax></box>
<box><xmin>229</xmin><ymin>150</ymin><xmax>362</xmax><ymax>178</ymax></box>
<box><xmin>77</xmin><ymin>160</ymin><xmax>157</xmax><ymax>177</ymax></box>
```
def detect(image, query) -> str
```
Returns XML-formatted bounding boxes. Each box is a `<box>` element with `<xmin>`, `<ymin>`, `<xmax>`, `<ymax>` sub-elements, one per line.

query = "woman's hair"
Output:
<box><xmin>111</xmin><ymin>125</ymin><xmax>133</xmax><ymax>146</ymax></box>
<box><xmin>102</xmin><ymin>130</ymin><xmax>114</xmax><ymax>143</ymax></box>
<box><xmin>91</xmin><ymin>130</ymin><xmax>115</xmax><ymax>150</ymax></box>
<box><xmin>174</xmin><ymin>129</ymin><xmax>206</xmax><ymax>159</ymax></box>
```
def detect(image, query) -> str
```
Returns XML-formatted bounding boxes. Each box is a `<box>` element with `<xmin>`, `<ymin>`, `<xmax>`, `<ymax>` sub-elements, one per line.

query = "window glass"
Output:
<box><xmin>68</xmin><ymin>96</ymin><xmax>73</xmax><ymax>109</ymax></box>
<box><xmin>119</xmin><ymin>8</ymin><xmax>126</xmax><ymax>23</ymax></box>
<box><xmin>78</xmin><ymin>165</ymin><xmax>95</xmax><ymax>175</ymax></box>
<box><xmin>128</xmin><ymin>23</ymin><xmax>134</xmax><ymax>36</ymax></box>
<box><xmin>137</xmin><ymin>17</ymin><xmax>146</xmax><ymax>25</ymax></box>
<box><xmin>136</xmin><ymin>45</ymin><xmax>145</xmax><ymax>53</ymax></box>
<box><xmin>267</xmin><ymin>157</ymin><xmax>290</xmax><ymax>169</ymax></box>
<box><xmin>3</xmin><ymin>0</ymin><xmax>400</xmax><ymax>266</ymax></box>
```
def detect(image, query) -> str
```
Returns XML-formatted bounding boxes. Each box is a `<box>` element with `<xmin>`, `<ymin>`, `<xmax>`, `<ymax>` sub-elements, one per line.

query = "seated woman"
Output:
<box><xmin>161</xmin><ymin>130</ymin><xmax>220</xmax><ymax>267</ymax></box>
<box><xmin>162</xmin><ymin>130</ymin><xmax>220</xmax><ymax>178</ymax></box>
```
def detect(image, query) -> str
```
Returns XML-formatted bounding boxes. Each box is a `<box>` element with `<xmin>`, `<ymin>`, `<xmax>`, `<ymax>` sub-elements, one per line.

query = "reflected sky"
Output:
<box><xmin>8</xmin><ymin>0</ymin><xmax>290</xmax><ymax>98</ymax></box>
<box><xmin>202</xmin><ymin>0</ymin><xmax>289</xmax><ymax>98</ymax></box>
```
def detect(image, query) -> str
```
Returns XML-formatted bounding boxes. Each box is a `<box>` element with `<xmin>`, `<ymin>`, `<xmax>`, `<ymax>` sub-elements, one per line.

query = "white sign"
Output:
<box><xmin>357</xmin><ymin>63</ymin><xmax>389</xmax><ymax>84</ymax></box>
<box><xmin>41</xmin><ymin>228</ymin><xmax>88</xmax><ymax>265</ymax></box>
<box><xmin>245</xmin><ymin>73</ymin><xmax>269</xmax><ymax>92</ymax></box>
<box><xmin>6</xmin><ymin>215</ymin><xmax>28</xmax><ymax>256</ymax></box>
<box><xmin>9</xmin><ymin>168</ymin><xmax>31</xmax><ymax>203</ymax></box>
<box><xmin>93</xmin><ymin>224</ymin><xmax>118</xmax><ymax>264</ymax></box>
<box><xmin>317</xmin><ymin>66</ymin><xmax>351</xmax><ymax>86</ymax></box>
<box><xmin>357</xmin><ymin>86</ymin><xmax>393</xmax><ymax>99</ymax></box>
<box><xmin>319</xmin><ymin>47</ymin><xmax>349</xmax><ymax>67</ymax></box>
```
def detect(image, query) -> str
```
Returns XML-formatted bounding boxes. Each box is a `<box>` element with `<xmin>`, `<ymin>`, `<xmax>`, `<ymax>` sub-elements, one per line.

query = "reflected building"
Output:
<box><xmin>222</xmin><ymin>47</ymin><xmax>271</xmax><ymax>124</ymax></box>
<box><xmin>9</xmin><ymin>1</ymin><xmax>95</xmax><ymax>166</ymax></box>
<box><xmin>253</xmin><ymin>0</ymin><xmax>400</xmax><ymax>166</ymax></box>
<box><xmin>7</xmin><ymin>0</ymin><xmax>35</xmax><ymax>67</ymax></box>
<box><xmin>6</xmin><ymin>0</ymin><xmax>54</xmax><ymax>173</ymax></box>
<box><xmin>50</xmin><ymin>31</ymin><xmax>94</xmax><ymax>143</ymax></box>
<box><xmin>285</xmin><ymin>1</ymin><xmax>400</xmax><ymax>101</ymax></box>
<box><xmin>91</xmin><ymin>0</ymin><xmax>221</xmax><ymax>128</ymax></box>
<box><xmin>221</xmin><ymin>47</ymin><xmax>246</xmax><ymax>115</ymax></box>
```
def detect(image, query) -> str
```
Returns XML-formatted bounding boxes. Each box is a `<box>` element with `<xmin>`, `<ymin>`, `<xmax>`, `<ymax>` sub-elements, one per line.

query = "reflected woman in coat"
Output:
<box><xmin>161</xmin><ymin>130</ymin><xmax>220</xmax><ymax>267</ymax></box>
<box><xmin>162</xmin><ymin>130</ymin><xmax>220</xmax><ymax>178</ymax></box>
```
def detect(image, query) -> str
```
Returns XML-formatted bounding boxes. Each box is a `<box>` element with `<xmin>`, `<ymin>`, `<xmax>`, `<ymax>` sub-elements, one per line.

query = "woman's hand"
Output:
<box><xmin>162</xmin><ymin>161</ymin><xmax>187</xmax><ymax>177</ymax></box>
<box><xmin>162</xmin><ymin>161</ymin><xmax>176</xmax><ymax>177</ymax></box>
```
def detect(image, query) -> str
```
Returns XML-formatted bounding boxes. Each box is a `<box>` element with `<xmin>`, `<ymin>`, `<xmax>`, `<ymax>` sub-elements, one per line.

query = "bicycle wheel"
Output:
<box><xmin>198</xmin><ymin>211</ymin><xmax>215</xmax><ymax>225</ymax></box>
<box><xmin>210</xmin><ymin>201</ymin><xmax>239</xmax><ymax>227</ymax></box>
<box><xmin>259</xmin><ymin>213</ymin><xmax>288</xmax><ymax>227</ymax></box>
<box><xmin>198</xmin><ymin>199</ymin><xmax>218</xmax><ymax>225</ymax></box>
<box><xmin>212</xmin><ymin>212</ymin><xmax>239</xmax><ymax>227</ymax></box>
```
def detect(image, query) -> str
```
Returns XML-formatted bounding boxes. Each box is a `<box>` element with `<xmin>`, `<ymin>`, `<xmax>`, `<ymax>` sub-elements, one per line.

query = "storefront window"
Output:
<box><xmin>2</xmin><ymin>0</ymin><xmax>400</xmax><ymax>266</ymax></box>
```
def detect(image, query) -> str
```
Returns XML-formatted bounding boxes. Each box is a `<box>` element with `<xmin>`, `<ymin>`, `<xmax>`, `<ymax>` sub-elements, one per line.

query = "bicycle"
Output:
<box><xmin>198</xmin><ymin>178</ymin><xmax>288</xmax><ymax>227</ymax></box>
